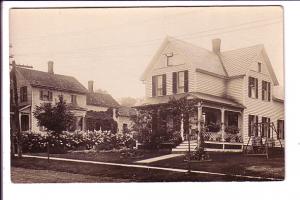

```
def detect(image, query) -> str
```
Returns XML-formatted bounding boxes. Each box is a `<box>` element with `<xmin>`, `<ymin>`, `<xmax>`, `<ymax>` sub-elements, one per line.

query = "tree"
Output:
<box><xmin>33</xmin><ymin>95</ymin><xmax>75</xmax><ymax>160</ymax></box>
<box><xmin>119</xmin><ymin>97</ymin><xmax>137</xmax><ymax>107</ymax></box>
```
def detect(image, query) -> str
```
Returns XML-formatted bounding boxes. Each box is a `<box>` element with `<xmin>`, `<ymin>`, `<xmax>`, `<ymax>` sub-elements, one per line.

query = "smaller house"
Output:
<box><xmin>85</xmin><ymin>80</ymin><xmax>120</xmax><ymax>131</ymax></box>
<box><xmin>117</xmin><ymin>106</ymin><xmax>137</xmax><ymax>133</ymax></box>
<box><xmin>11</xmin><ymin>61</ymin><xmax>88</xmax><ymax>132</ymax></box>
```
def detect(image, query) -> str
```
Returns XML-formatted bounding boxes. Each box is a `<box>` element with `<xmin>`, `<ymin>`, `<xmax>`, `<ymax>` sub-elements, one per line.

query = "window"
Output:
<box><xmin>71</xmin><ymin>95</ymin><xmax>77</xmax><ymax>105</ymax></box>
<box><xmin>248</xmin><ymin>115</ymin><xmax>258</xmax><ymax>136</ymax></box>
<box><xmin>20</xmin><ymin>86</ymin><xmax>27</xmax><ymax>102</ymax></box>
<box><xmin>277</xmin><ymin>120</ymin><xmax>284</xmax><ymax>139</ymax></box>
<box><xmin>172</xmin><ymin>70</ymin><xmax>188</xmax><ymax>94</ymax></box>
<box><xmin>21</xmin><ymin>115</ymin><xmax>29</xmax><ymax>131</ymax></box>
<box><xmin>261</xmin><ymin>117</ymin><xmax>270</xmax><ymax>137</ymax></box>
<box><xmin>152</xmin><ymin>74</ymin><xmax>166</xmax><ymax>97</ymax></box>
<box><xmin>165</xmin><ymin>52</ymin><xmax>173</xmax><ymax>66</ymax></box>
<box><xmin>40</xmin><ymin>90</ymin><xmax>53</xmax><ymax>101</ymax></box>
<box><xmin>178</xmin><ymin>71</ymin><xmax>185</xmax><ymax>93</ymax></box>
<box><xmin>262</xmin><ymin>81</ymin><xmax>271</xmax><ymax>101</ymax></box>
<box><xmin>248</xmin><ymin>77</ymin><xmax>258</xmax><ymax>99</ymax></box>
<box><xmin>258</xmin><ymin>62</ymin><xmax>262</xmax><ymax>72</ymax></box>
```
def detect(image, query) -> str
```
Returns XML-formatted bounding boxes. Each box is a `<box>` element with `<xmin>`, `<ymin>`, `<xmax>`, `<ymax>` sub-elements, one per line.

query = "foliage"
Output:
<box><xmin>206</xmin><ymin>122</ymin><xmax>221</xmax><ymax>132</ymax></box>
<box><xmin>119</xmin><ymin>97</ymin><xmax>137</xmax><ymax>107</ymax></box>
<box><xmin>186</xmin><ymin>147</ymin><xmax>210</xmax><ymax>161</ymax></box>
<box><xmin>18</xmin><ymin>130</ymin><xmax>136</xmax><ymax>153</ymax></box>
<box><xmin>225</xmin><ymin>125</ymin><xmax>240</xmax><ymax>134</ymax></box>
<box><xmin>33</xmin><ymin>95</ymin><xmax>75</xmax><ymax>135</ymax></box>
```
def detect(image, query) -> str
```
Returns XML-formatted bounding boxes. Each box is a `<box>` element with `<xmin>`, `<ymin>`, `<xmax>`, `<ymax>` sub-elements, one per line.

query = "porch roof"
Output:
<box><xmin>135</xmin><ymin>92</ymin><xmax>245</xmax><ymax>109</ymax></box>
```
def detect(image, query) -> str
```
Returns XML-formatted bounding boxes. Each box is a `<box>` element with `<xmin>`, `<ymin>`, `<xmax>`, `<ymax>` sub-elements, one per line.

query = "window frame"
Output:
<box><xmin>71</xmin><ymin>94</ymin><xmax>77</xmax><ymax>105</ymax></box>
<box><xmin>262</xmin><ymin>81</ymin><xmax>271</xmax><ymax>101</ymax></box>
<box><xmin>40</xmin><ymin>90</ymin><xmax>53</xmax><ymax>101</ymax></box>
<box><xmin>20</xmin><ymin>86</ymin><xmax>27</xmax><ymax>102</ymax></box>
<box><xmin>249</xmin><ymin>77</ymin><xmax>258</xmax><ymax>99</ymax></box>
<box><xmin>177</xmin><ymin>71</ymin><xmax>185</xmax><ymax>94</ymax></box>
<box><xmin>156</xmin><ymin>75</ymin><xmax>163</xmax><ymax>96</ymax></box>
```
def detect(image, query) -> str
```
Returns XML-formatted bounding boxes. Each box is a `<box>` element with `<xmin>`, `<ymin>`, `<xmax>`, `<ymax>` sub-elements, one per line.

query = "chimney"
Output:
<box><xmin>88</xmin><ymin>80</ymin><xmax>94</xmax><ymax>93</ymax></box>
<box><xmin>212</xmin><ymin>38</ymin><xmax>221</xmax><ymax>54</ymax></box>
<box><xmin>48</xmin><ymin>61</ymin><xmax>54</xmax><ymax>74</ymax></box>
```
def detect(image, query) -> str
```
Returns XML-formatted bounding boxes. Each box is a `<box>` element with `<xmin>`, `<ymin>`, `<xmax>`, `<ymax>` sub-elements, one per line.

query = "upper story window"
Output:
<box><xmin>248</xmin><ymin>77</ymin><xmax>258</xmax><ymax>99</ymax></box>
<box><xmin>172</xmin><ymin>70</ymin><xmax>188</xmax><ymax>94</ymax></box>
<box><xmin>262</xmin><ymin>81</ymin><xmax>271</xmax><ymax>101</ymax></box>
<box><xmin>152</xmin><ymin>74</ymin><xmax>166</xmax><ymax>97</ymax></box>
<box><xmin>40</xmin><ymin>90</ymin><xmax>53</xmax><ymax>101</ymax></box>
<box><xmin>258</xmin><ymin>62</ymin><xmax>262</xmax><ymax>73</ymax></box>
<box><xmin>165</xmin><ymin>52</ymin><xmax>173</xmax><ymax>66</ymax></box>
<box><xmin>20</xmin><ymin>86</ymin><xmax>27</xmax><ymax>102</ymax></box>
<box><xmin>71</xmin><ymin>95</ymin><xmax>77</xmax><ymax>105</ymax></box>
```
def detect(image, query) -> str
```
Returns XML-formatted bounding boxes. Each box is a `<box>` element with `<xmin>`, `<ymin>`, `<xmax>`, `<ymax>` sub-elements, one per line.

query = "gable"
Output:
<box><xmin>151</xmin><ymin>42</ymin><xmax>186</xmax><ymax>71</ymax></box>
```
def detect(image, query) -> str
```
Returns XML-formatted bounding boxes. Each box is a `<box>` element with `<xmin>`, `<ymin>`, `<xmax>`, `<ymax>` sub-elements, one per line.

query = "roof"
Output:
<box><xmin>16</xmin><ymin>67</ymin><xmax>88</xmax><ymax>94</ymax></box>
<box><xmin>141</xmin><ymin>36</ymin><xmax>279</xmax><ymax>86</ymax></box>
<box><xmin>86</xmin><ymin>92</ymin><xmax>120</xmax><ymax>108</ymax></box>
<box><xmin>118</xmin><ymin>106</ymin><xmax>137</xmax><ymax>117</ymax></box>
<box><xmin>135</xmin><ymin>92</ymin><xmax>245</xmax><ymax>109</ymax></box>
<box><xmin>140</xmin><ymin>36</ymin><xmax>226</xmax><ymax>80</ymax></box>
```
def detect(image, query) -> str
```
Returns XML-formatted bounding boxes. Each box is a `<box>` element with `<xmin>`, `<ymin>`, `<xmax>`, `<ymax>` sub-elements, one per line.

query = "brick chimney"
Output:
<box><xmin>88</xmin><ymin>80</ymin><xmax>94</xmax><ymax>93</ymax></box>
<box><xmin>212</xmin><ymin>38</ymin><xmax>221</xmax><ymax>54</ymax></box>
<box><xmin>48</xmin><ymin>61</ymin><xmax>54</xmax><ymax>74</ymax></box>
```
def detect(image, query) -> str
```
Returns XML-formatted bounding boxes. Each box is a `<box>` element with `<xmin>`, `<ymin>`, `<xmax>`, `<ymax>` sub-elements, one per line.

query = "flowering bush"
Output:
<box><xmin>19</xmin><ymin>130</ymin><xmax>136</xmax><ymax>153</ymax></box>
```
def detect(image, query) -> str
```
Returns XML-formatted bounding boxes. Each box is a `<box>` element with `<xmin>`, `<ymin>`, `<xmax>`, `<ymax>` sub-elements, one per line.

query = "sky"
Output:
<box><xmin>9</xmin><ymin>6</ymin><xmax>283</xmax><ymax>99</ymax></box>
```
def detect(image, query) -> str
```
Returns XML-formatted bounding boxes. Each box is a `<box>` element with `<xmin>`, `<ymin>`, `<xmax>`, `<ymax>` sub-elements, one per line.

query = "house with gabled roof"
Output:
<box><xmin>137</xmin><ymin>36</ymin><xmax>284</xmax><ymax>152</ymax></box>
<box><xmin>11</xmin><ymin>61</ymin><xmax>89</xmax><ymax>132</ymax></box>
<box><xmin>84</xmin><ymin>80</ymin><xmax>120</xmax><ymax>131</ymax></box>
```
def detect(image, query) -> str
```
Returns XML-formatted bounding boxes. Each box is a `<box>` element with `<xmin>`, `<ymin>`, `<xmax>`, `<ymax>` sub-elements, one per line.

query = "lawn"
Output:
<box><xmin>11</xmin><ymin>157</ymin><xmax>258</xmax><ymax>182</ymax></box>
<box><xmin>11</xmin><ymin>150</ymin><xmax>284</xmax><ymax>182</ymax></box>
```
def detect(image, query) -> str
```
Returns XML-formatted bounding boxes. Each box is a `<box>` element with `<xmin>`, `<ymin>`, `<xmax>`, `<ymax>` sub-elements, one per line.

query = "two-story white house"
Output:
<box><xmin>137</xmin><ymin>36</ymin><xmax>284</xmax><ymax>151</ymax></box>
<box><xmin>12</xmin><ymin>61</ymin><xmax>89</xmax><ymax>132</ymax></box>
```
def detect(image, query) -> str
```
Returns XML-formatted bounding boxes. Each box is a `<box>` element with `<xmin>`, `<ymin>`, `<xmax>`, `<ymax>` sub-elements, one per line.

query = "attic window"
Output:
<box><xmin>165</xmin><ymin>52</ymin><xmax>173</xmax><ymax>66</ymax></box>
<box><xmin>258</xmin><ymin>62</ymin><xmax>262</xmax><ymax>73</ymax></box>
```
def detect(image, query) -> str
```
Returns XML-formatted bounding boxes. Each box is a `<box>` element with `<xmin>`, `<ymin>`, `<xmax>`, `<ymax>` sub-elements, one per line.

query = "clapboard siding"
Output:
<box><xmin>226</xmin><ymin>77</ymin><xmax>244</xmax><ymax>105</ymax></box>
<box><xmin>243</xmin><ymin>69</ymin><xmax>284</xmax><ymax>147</ymax></box>
<box><xmin>196</xmin><ymin>73</ymin><xmax>226</xmax><ymax>97</ymax></box>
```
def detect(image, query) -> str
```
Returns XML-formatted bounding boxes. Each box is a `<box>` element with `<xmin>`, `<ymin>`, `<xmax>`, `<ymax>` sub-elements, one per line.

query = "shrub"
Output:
<box><xmin>19</xmin><ymin>130</ymin><xmax>136</xmax><ymax>153</ymax></box>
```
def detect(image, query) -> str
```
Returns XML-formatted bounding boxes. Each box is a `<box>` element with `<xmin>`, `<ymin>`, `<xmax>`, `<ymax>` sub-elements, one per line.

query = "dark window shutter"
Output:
<box><xmin>49</xmin><ymin>91</ymin><xmax>53</xmax><ymax>101</ymax></box>
<box><xmin>255</xmin><ymin>116</ymin><xmax>258</xmax><ymax>136</ymax></box>
<box><xmin>248</xmin><ymin>77</ymin><xmax>251</xmax><ymax>97</ymax></box>
<box><xmin>172</xmin><ymin>72</ymin><xmax>177</xmax><ymax>94</ymax></box>
<box><xmin>268</xmin><ymin>82</ymin><xmax>271</xmax><ymax>101</ymax></box>
<box><xmin>255</xmin><ymin>78</ymin><xmax>258</xmax><ymax>99</ymax></box>
<box><xmin>262</xmin><ymin>81</ymin><xmax>265</xmax><ymax>100</ymax></box>
<box><xmin>277</xmin><ymin>120</ymin><xmax>280</xmax><ymax>139</ymax></box>
<box><xmin>267</xmin><ymin>118</ymin><xmax>271</xmax><ymax>138</ymax></box>
<box><xmin>248</xmin><ymin>115</ymin><xmax>252</xmax><ymax>136</ymax></box>
<box><xmin>152</xmin><ymin>76</ymin><xmax>157</xmax><ymax>97</ymax></box>
<box><xmin>283</xmin><ymin>121</ymin><xmax>284</xmax><ymax>139</ymax></box>
<box><xmin>162</xmin><ymin>74</ymin><xmax>166</xmax><ymax>96</ymax></box>
<box><xmin>40</xmin><ymin>90</ymin><xmax>43</xmax><ymax>100</ymax></box>
<box><xmin>24</xmin><ymin>87</ymin><xmax>27</xmax><ymax>102</ymax></box>
<box><xmin>184</xmin><ymin>70</ymin><xmax>188</xmax><ymax>92</ymax></box>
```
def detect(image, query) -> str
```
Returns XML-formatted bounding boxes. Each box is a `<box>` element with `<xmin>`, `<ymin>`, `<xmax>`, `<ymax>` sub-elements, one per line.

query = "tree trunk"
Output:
<box><xmin>11</xmin><ymin>61</ymin><xmax>22</xmax><ymax>158</ymax></box>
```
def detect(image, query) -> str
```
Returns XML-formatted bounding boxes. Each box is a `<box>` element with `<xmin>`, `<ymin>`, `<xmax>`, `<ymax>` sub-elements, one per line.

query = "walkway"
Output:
<box><xmin>20</xmin><ymin>154</ymin><xmax>282</xmax><ymax>181</ymax></box>
<box><xmin>135</xmin><ymin>154</ymin><xmax>184</xmax><ymax>164</ymax></box>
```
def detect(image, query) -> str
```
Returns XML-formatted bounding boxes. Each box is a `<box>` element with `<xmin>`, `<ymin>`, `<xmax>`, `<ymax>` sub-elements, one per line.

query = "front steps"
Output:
<box><xmin>172</xmin><ymin>140</ymin><xmax>244</xmax><ymax>153</ymax></box>
<box><xmin>172</xmin><ymin>140</ymin><xmax>198</xmax><ymax>153</ymax></box>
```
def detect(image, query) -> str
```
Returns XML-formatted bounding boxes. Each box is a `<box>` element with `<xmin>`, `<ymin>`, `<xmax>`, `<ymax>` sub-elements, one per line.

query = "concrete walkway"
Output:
<box><xmin>135</xmin><ymin>154</ymin><xmax>184</xmax><ymax>164</ymax></box>
<box><xmin>20</xmin><ymin>154</ymin><xmax>282</xmax><ymax>181</ymax></box>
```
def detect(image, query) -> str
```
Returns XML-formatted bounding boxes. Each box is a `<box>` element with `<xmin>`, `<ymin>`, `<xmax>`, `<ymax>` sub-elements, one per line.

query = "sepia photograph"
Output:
<box><xmin>8</xmin><ymin>6</ymin><xmax>284</xmax><ymax>183</ymax></box>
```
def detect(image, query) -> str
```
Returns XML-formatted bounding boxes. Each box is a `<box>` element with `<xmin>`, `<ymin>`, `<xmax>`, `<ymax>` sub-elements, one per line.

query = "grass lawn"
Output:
<box><xmin>11</xmin><ymin>157</ymin><xmax>262</xmax><ymax>182</ymax></box>
<box><xmin>11</xmin><ymin>150</ymin><xmax>284</xmax><ymax>182</ymax></box>
<box><xmin>150</xmin><ymin>153</ymin><xmax>284</xmax><ymax>179</ymax></box>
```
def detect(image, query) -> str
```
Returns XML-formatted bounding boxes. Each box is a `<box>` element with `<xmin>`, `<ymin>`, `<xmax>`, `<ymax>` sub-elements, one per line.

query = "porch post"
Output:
<box><xmin>221</xmin><ymin>107</ymin><xmax>225</xmax><ymax>149</ymax></box>
<box><xmin>197</xmin><ymin>102</ymin><xmax>202</xmax><ymax>148</ymax></box>
<box><xmin>82</xmin><ymin>117</ymin><xmax>86</xmax><ymax>131</ymax></box>
<box><xmin>180</xmin><ymin>113</ymin><xmax>184</xmax><ymax>141</ymax></box>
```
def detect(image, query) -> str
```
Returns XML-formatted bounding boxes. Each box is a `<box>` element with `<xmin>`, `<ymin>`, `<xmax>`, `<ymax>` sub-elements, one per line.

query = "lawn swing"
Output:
<box><xmin>243</xmin><ymin>122</ymin><xmax>283</xmax><ymax>159</ymax></box>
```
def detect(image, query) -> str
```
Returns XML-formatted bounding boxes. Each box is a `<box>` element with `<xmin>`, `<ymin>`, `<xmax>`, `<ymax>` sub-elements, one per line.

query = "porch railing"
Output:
<box><xmin>203</xmin><ymin>131</ymin><xmax>243</xmax><ymax>143</ymax></box>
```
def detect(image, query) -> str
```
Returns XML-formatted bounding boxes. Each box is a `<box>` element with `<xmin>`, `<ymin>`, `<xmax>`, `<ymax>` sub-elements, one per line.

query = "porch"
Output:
<box><xmin>135</xmin><ymin>92</ymin><xmax>244</xmax><ymax>152</ymax></box>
